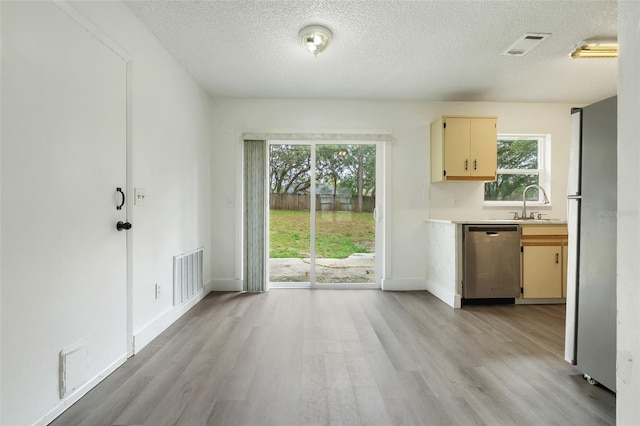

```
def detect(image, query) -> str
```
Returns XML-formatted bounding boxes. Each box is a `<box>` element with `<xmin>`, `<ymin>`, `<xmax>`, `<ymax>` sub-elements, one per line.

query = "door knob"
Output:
<box><xmin>116</xmin><ymin>221</ymin><xmax>132</xmax><ymax>231</ymax></box>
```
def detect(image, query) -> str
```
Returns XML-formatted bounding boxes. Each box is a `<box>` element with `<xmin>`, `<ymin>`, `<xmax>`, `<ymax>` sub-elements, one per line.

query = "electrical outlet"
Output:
<box><xmin>155</xmin><ymin>283</ymin><xmax>161</xmax><ymax>299</ymax></box>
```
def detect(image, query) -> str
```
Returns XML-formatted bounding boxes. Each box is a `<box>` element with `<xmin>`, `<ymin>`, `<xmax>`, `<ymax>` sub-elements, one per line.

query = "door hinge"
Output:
<box><xmin>520</xmin><ymin>246</ymin><xmax>523</xmax><ymax>253</ymax></box>
<box><xmin>443</xmin><ymin>122</ymin><xmax>447</xmax><ymax>129</ymax></box>
<box><xmin>443</xmin><ymin>170</ymin><xmax>447</xmax><ymax>176</ymax></box>
<box><xmin>521</xmin><ymin>287</ymin><xmax>524</xmax><ymax>294</ymax></box>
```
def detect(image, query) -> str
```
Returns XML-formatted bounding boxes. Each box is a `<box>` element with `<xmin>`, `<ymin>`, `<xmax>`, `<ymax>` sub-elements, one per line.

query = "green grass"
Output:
<box><xmin>269</xmin><ymin>210</ymin><xmax>375</xmax><ymax>259</ymax></box>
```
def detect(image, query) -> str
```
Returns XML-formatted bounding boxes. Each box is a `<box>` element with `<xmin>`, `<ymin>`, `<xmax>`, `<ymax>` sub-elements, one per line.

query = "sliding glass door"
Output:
<box><xmin>268</xmin><ymin>141</ymin><xmax>381</xmax><ymax>288</ymax></box>
<box><xmin>314</xmin><ymin>144</ymin><xmax>376</xmax><ymax>284</ymax></box>
<box><xmin>268</xmin><ymin>144</ymin><xmax>312</xmax><ymax>285</ymax></box>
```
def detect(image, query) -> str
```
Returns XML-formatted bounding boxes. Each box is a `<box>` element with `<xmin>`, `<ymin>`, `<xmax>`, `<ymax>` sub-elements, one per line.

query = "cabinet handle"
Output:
<box><xmin>555</xmin><ymin>253</ymin><xmax>559</xmax><ymax>264</ymax></box>
<box><xmin>465</xmin><ymin>159</ymin><xmax>469</xmax><ymax>171</ymax></box>
<box><xmin>116</xmin><ymin>187</ymin><xmax>125</xmax><ymax>210</ymax></box>
<box><xmin>473</xmin><ymin>159</ymin><xmax>477</xmax><ymax>170</ymax></box>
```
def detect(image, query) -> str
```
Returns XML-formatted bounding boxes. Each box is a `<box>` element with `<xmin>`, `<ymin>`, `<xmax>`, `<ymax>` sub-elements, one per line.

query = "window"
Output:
<box><xmin>484</xmin><ymin>135</ymin><xmax>548</xmax><ymax>202</ymax></box>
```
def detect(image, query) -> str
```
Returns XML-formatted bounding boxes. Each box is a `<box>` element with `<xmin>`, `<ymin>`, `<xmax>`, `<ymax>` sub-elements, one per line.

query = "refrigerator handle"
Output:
<box><xmin>567</xmin><ymin>195</ymin><xmax>582</xmax><ymax>200</ymax></box>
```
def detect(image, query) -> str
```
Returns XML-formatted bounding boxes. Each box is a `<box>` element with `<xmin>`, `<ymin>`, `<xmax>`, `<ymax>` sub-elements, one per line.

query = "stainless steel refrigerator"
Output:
<box><xmin>565</xmin><ymin>96</ymin><xmax>617</xmax><ymax>392</ymax></box>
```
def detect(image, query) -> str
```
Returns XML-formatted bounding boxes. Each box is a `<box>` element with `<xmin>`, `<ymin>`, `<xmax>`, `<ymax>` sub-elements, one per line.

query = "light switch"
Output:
<box><xmin>134</xmin><ymin>188</ymin><xmax>146</xmax><ymax>206</ymax></box>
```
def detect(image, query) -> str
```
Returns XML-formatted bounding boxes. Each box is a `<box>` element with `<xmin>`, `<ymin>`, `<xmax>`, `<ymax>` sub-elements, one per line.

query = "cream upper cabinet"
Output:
<box><xmin>470</xmin><ymin>118</ymin><xmax>498</xmax><ymax>178</ymax></box>
<box><xmin>521</xmin><ymin>225</ymin><xmax>568</xmax><ymax>299</ymax></box>
<box><xmin>430</xmin><ymin>116</ymin><xmax>497</xmax><ymax>182</ymax></box>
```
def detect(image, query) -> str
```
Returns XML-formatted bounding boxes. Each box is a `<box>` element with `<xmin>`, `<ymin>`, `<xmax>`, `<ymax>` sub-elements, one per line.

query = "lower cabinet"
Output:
<box><xmin>562</xmin><ymin>240</ymin><xmax>568</xmax><ymax>298</ymax></box>
<box><xmin>521</xmin><ymin>225</ymin><xmax>568</xmax><ymax>299</ymax></box>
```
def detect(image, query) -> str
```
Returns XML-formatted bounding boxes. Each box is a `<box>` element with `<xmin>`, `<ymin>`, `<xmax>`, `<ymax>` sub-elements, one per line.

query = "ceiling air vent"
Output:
<box><xmin>503</xmin><ymin>33</ymin><xmax>551</xmax><ymax>56</ymax></box>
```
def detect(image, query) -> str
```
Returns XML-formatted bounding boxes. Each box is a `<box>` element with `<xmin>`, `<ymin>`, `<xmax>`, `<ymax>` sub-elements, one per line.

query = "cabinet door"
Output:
<box><xmin>522</xmin><ymin>244</ymin><xmax>563</xmax><ymax>298</ymax></box>
<box><xmin>443</xmin><ymin>117</ymin><xmax>470</xmax><ymax>177</ymax></box>
<box><xmin>562</xmin><ymin>243</ymin><xmax>568</xmax><ymax>298</ymax></box>
<box><xmin>470</xmin><ymin>118</ymin><xmax>497</xmax><ymax>178</ymax></box>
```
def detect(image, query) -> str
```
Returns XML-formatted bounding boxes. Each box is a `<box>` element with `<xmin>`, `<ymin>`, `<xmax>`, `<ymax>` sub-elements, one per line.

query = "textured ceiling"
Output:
<box><xmin>124</xmin><ymin>0</ymin><xmax>618</xmax><ymax>103</ymax></box>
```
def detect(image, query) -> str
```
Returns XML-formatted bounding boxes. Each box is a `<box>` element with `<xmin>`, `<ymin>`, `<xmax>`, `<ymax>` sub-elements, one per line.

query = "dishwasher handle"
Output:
<box><xmin>465</xmin><ymin>226</ymin><xmax>520</xmax><ymax>233</ymax></box>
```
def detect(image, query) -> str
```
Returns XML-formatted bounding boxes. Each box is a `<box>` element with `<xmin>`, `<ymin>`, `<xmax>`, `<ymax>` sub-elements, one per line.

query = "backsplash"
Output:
<box><xmin>428</xmin><ymin>180</ymin><xmax>563</xmax><ymax>221</ymax></box>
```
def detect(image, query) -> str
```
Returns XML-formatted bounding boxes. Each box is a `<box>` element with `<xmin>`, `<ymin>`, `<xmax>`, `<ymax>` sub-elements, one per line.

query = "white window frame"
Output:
<box><xmin>484</xmin><ymin>134</ymin><xmax>551</xmax><ymax>206</ymax></box>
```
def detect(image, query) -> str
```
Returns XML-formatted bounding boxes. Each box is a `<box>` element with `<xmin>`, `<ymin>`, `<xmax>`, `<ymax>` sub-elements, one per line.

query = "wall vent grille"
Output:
<box><xmin>173</xmin><ymin>247</ymin><xmax>204</xmax><ymax>306</ymax></box>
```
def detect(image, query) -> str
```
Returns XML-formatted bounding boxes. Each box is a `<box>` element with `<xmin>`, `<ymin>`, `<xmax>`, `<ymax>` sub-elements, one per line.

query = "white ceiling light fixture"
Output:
<box><xmin>299</xmin><ymin>25</ymin><xmax>332</xmax><ymax>57</ymax></box>
<box><xmin>570</xmin><ymin>40</ymin><xmax>618</xmax><ymax>58</ymax></box>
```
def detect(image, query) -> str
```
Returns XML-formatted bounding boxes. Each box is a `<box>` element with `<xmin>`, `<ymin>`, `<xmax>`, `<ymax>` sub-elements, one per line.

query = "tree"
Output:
<box><xmin>340</xmin><ymin>145</ymin><xmax>376</xmax><ymax>211</ymax></box>
<box><xmin>315</xmin><ymin>145</ymin><xmax>346</xmax><ymax>197</ymax></box>
<box><xmin>269</xmin><ymin>145</ymin><xmax>311</xmax><ymax>194</ymax></box>
<box><xmin>485</xmin><ymin>139</ymin><xmax>539</xmax><ymax>201</ymax></box>
<box><xmin>269</xmin><ymin>144</ymin><xmax>377</xmax><ymax>211</ymax></box>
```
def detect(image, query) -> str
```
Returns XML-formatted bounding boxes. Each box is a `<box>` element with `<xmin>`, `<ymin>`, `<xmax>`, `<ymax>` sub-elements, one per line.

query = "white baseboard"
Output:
<box><xmin>425</xmin><ymin>278</ymin><xmax>456</xmax><ymax>308</ymax></box>
<box><xmin>381</xmin><ymin>277</ymin><xmax>427</xmax><ymax>291</ymax></box>
<box><xmin>211</xmin><ymin>278</ymin><xmax>243</xmax><ymax>291</ymax></box>
<box><xmin>454</xmin><ymin>294</ymin><xmax>462</xmax><ymax>309</ymax></box>
<box><xmin>133</xmin><ymin>284</ymin><xmax>210</xmax><ymax>353</ymax></box>
<box><xmin>35</xmin><ymin>354</ymin><xmax>127</xmax><ymax>426</ymax></box>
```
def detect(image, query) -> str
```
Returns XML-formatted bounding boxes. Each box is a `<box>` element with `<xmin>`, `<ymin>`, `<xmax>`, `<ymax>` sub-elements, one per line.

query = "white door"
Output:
<box><xmin>1</xmin><ymin>1</ymin><xmax>127</xmax><ymax>424</ymax></box>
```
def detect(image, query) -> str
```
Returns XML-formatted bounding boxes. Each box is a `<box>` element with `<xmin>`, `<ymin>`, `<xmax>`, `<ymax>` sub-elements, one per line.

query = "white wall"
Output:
<box><xmin>210</xmin><ymin>99</ymin><xmax>574</xmax><ymax>291</ymax></box>
<box><xmin>70</xmin><ymin>1</ymin><xmax>212</xmax><ymax>347</ymax></box>
<box><xmin>617</xmin><ymin>1</ymin><xmax>640</xmax><ymax>423</ymax></box>
<box><xmin>1</xmin><ymin>1</ymin><xmax>212</xmax><ymax>424</ymax></box>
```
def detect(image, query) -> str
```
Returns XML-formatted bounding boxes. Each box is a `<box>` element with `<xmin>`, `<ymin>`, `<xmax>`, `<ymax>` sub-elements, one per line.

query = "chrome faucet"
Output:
<box><xmin>522</xmin><ymin>184</ymin><xmax>550</xmax><ymax>219</ymax></box>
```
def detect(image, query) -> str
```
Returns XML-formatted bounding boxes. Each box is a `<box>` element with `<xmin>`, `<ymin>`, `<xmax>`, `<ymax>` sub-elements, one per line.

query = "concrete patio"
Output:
<box><xmin>269</xmin><ymin>253</ymin><xmax>375</xmax><ymax>283</ymax></box>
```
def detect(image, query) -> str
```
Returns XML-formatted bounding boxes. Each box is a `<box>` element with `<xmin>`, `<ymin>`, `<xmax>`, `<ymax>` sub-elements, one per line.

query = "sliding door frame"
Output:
<box><xmin>267</xmin><ymin>139</ymin><xmax>384</xmax><ymax>289</ymax></box>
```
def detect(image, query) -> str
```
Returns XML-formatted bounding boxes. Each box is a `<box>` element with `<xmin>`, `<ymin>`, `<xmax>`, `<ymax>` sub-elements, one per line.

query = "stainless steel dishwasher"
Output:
<box><xmin>463</xmin><ymin>225</ymin><xmax>521</xmax><ymax>299</ymax></box>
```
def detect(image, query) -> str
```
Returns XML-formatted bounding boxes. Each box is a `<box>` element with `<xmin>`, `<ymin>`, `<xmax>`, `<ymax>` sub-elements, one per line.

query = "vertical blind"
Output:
<box><xmin>243</xmin><ymin>140</ymin><xmax>266</xmax><ymax>292</ymax></box>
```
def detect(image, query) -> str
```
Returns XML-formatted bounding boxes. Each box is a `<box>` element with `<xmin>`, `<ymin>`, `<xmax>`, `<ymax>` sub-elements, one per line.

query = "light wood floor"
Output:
<box><xmin>50</xmin><ymin>290</ymin><xmax>615</xmax><ymax>426</ymax></box>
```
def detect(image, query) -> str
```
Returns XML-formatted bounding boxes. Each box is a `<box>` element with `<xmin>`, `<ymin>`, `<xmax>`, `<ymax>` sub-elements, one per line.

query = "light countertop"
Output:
<box><xmin>426</xmin><ymin>218</ymin><xmax>568</xmax><ymax>225</ymax></box>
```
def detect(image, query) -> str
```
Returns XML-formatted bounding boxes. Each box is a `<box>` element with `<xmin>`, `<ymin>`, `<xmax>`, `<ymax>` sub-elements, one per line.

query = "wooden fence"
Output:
<box><xmin>270</xmin><ymin>194</ymin><xmax>375</xmax><ymax>212</ymax></box>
